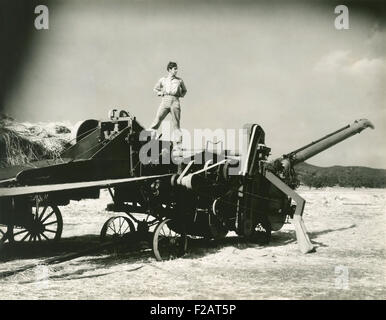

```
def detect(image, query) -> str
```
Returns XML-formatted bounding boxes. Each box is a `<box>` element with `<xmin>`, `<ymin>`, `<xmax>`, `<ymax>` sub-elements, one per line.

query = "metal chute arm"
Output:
<box><xmin>264</xmin><ymin>171</ymin><xmax>314</xmax><ymax>254</ymax></box>
<box><xmin>272</xmin><ymin>119</ymin><xmax>374</xmax><ymax>168</ymax></box>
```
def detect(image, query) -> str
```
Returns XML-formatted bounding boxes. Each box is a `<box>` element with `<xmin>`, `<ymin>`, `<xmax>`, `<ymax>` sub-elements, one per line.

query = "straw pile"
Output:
<box><xmin>0</xmin><ymin>114</ymin><xmax>72</xmax><ymax>168</ymax></box>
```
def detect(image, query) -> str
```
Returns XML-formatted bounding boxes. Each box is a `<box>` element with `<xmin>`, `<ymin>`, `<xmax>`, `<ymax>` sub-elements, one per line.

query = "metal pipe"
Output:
<box><xmin>276</xmin><ymin>119</ymin><xmax>374</xmax><ymax>168</ymax></box>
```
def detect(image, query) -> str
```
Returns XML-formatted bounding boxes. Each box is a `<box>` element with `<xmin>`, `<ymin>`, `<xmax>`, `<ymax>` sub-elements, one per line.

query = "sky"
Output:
<box><xmin>2</xmin><ymin>0</ymin><xmax>386</xmax><ymax>168</ymax></box>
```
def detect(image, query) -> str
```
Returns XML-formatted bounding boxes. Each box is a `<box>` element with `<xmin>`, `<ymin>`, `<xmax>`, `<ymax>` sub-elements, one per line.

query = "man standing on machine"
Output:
<box><xmin>149</xmin><ymin>61</ymin><xmax>187</xmax><ymax>151</ymax></box>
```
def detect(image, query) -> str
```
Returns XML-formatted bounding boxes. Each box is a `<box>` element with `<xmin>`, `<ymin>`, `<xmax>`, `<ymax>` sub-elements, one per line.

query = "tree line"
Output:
<box><xmin>295</xmin><ymin>163</ymin><xmax>386</xmax><ymax>188</ymax></box>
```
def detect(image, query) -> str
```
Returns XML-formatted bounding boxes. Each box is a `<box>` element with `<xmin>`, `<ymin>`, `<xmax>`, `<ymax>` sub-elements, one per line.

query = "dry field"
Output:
<box><xmin>0</xmin><ymin>187</ymin><xmax>385</xmax><ymax>300</ymax></box>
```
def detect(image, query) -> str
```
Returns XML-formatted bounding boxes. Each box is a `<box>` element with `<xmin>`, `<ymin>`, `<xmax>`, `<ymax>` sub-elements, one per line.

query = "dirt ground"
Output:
<box><xmin>0</xmin><ymin>187</ymin><xmax>385</xmax><ymax>300</ymax></box>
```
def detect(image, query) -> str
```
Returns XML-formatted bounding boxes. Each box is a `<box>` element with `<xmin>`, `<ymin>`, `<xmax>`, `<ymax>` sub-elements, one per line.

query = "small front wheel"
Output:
<box><xmin>100</xmin><ymin>216</ymin><xmax>136</xmax><ymax>243</ymax></box>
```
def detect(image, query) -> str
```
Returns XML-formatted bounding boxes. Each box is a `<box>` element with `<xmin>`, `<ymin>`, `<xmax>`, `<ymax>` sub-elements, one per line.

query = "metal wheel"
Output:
<box><xmin>100</xmin><ymin>216</ymin><xmax>136</xmax><ymax>242</ymax></box>
<box><xmin>0</xmin><ymin>224</ymin><xmax>9</xmax><ymax>250</ymax></box>
<box><xmin>208</xmin><ymin>213</ymin><xmax>228</xmax><ymax>240</ymax></box>
<box><xmin>248</xmin><ymin>216</ymin><xmax>272</xmax><ymax>245</ymax></box>
<box><xmin>8</xmin><ymin>205</ymin><xmax>63</xmax><ymax>243</ymax></box>
<box><xmin>153</xmin><ymin>218</ymin><xmax>187</xmax><ymax>261</ymax></box>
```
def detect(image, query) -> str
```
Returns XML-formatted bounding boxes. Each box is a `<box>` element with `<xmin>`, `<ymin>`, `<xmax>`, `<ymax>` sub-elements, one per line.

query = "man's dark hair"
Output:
<box><xmin>167</xmin><ymin>61</ymin><xmax>178</xmax><ymax>71</ymax></box>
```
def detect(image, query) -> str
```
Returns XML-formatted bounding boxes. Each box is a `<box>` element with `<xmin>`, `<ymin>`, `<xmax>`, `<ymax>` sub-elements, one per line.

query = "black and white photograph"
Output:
<box><xmin>0</xmin><ymin>0</ymin><xmax>385</xmax><ymax>305</ymax></box>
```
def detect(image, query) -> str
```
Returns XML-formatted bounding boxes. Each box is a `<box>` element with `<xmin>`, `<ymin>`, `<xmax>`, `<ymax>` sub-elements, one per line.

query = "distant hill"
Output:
<box><xmin>295</xmin><ymin>162</ymin><xmax>386</xmax><ymax>188</ymax></box>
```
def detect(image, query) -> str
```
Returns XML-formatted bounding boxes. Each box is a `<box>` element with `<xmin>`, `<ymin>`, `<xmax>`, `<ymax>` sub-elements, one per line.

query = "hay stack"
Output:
<box><xmin>0</xmin><ymin>114</ymin><xmax>72</xmax><ymax>168</ymax></box>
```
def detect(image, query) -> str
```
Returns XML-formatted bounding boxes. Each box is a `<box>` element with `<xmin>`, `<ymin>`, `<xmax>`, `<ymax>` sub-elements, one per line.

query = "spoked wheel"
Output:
<box><xmin>0</xmin><ymin>224</ymin><xmax>9</xmax><ymax>250</ymax></box>
<box><xmin>248</xmin><ymin>216</ymin><xmax>272</xmax><ymax>245</ymax></box>
<box><xmin>209</xmin><ymin>215</ymin><xmax>228</xmax><ymax>240</ymax></box>
<box><xmin>153</xmin><ymin>218</ymin><xmax>187</xmax><ymax>261</ymax></box>
<box><xmin>100</xmin><ymin>216</ymin><xmax>136</xmax><ymax>243</ymax></box>
<box><xmin>9</xmin><ymin>205</ymin><xmax>63</xmax><ymax>243</ymax></box>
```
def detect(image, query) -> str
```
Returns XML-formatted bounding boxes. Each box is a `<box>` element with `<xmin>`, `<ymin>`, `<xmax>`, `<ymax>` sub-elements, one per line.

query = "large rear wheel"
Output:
<box><xmin>247</xmin><ymin>215</ymin><xmax>272</xmax><ymax>245</ymax></box>
<box><xmin>153</xmin><ymin>219</ymin><xmax>187</xmax><ymax>261</ymax></box>
<box><xmin>8</xmin><ymin>205</ymin><xmax>63</xmax><ymax>243</ymax></box>
<box><xmin>0</xmin><ymin>224</ymin><xmax>9</xmax><ymax>251</ymax></box>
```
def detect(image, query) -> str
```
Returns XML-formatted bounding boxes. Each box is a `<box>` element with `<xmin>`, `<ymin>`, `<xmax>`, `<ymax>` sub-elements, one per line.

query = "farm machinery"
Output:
<box><xmin>0</xmin><ymin>110</ymin><xmax>374</xmax><ymax>260</ymax></box>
